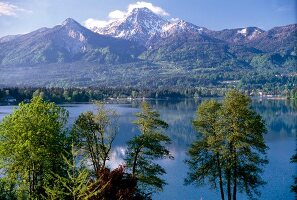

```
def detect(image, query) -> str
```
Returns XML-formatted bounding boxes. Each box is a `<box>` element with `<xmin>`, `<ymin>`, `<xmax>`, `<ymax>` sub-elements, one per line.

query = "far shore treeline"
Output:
<box><xmin>1</xmin><ymin>87</ymin><xmax>297</xmax><ymax>105</ymax></box>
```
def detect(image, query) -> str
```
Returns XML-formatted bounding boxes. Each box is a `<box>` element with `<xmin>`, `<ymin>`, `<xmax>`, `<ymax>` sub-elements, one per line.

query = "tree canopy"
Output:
<box><xmin>0</xmin><ymin>96</ymin><xmax>70</xmax><ymax>199</ymax></box>
<box><xmin>125</xmin><ymin>102</ymin><xmax>173</xmax><ymax>195</ymax></box>
<box><xmin>186</xmin><ymin>90</ymin><xmax>268</xmax><ymax>200</ymax></box>
<box><xmin>73</xmin><ymin>102</ymin><xmax>119</xmax><ymax>175</ymax></box>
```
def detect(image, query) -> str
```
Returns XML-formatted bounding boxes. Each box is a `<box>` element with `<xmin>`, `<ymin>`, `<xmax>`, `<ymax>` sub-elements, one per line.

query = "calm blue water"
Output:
<box><xmin>0</xmin><ymin>99</ymin><xmax>296</xmax><ymax>200</ymax></box>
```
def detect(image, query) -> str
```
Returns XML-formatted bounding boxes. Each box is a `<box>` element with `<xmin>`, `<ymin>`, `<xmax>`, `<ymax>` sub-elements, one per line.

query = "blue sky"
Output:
<box><xmin>0</xmin><ymin>0</ymin><xmax>296</xmax><ymax>37</ymax></box>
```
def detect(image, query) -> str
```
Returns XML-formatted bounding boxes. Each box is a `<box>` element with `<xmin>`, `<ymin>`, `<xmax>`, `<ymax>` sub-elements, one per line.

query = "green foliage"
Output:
<box><xmin>134</xmin><ymin>102</ymin><xmax>168</xmax><ymax>134</ymax></box>
<box><xmin>43</xmin><ymin>145</ymin><xmax>103</xmax><ymax>200</ymax></box>
<box><xmin>73</xmin><ymin>102</ymin><xmax>118</xmax><ymax>174</ymax></box>
<box><xmin>125</xmin><ymin>102</ymin><xmax>173</xmax><ymax>194</ymax></box>
<box><xmin>290</xmin><ymin>88</ymin><xmax>297</xmax><ymax>99</ymax></box>
<box><xmin>186</xmin><ymin>90</ymin><xmax>268</xmax><ymax>200</ymax></box>
<box><xmin>0</xmin><ymin>178</ymin><xmax>17</xmax><ymax>200</ymax></box>
<box><xmin>0</xmin><ymin>96</ymin><xmax>70</xmax><ymax>199</ymax></box>
<box><xmin>185</xmin><ymin>100</ymin><xmax>223</xmax><ymax>184</ymax></box>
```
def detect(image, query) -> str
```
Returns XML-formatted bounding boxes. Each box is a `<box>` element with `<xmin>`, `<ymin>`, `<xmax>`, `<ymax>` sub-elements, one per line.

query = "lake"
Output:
<box><xmin>0</xmin><ymin>99</ymin><xmax>296</xmax><ymax>200</ymax></box>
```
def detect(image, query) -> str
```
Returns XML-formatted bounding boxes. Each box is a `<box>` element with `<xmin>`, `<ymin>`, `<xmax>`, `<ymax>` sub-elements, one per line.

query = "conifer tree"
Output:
<box><xmin>43</xmin><ymin>144</ymin><xmax>103</xmax><ymax>200</ymax></box>
<box><xmin>125</xmin><ymin>102</ymin><xmax>173</xmax><ymax>195</ymax></box>
<box><xmin>185</xmin><ymin>100</ymin><xmax>226</xmax><ymax>200</ymax></box>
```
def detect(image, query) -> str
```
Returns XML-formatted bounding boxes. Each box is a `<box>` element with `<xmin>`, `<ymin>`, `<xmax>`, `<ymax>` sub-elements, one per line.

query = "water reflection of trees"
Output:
<box><xmin>114</xmin><ymin>99</ymin><xmax>297</xmax><ymax>148</ymax></box>
<box><xmin>289</xmin><ymin>100</ymin><xmax>297</xmax><ymax>196</ymax></box>
<box><xmin>252</xmin><ymin>99</ymin><xmax>297</xmax><ymax>139</ymax></box>
<box><xmin>150</xmin><ymin>99</ymin><xmax>199</xmax><ymax>148</ymax></box>
<box><xmin>153</xmin><ymin>99</ymin><xmax>296</xmax><ymax>145</ymax></box>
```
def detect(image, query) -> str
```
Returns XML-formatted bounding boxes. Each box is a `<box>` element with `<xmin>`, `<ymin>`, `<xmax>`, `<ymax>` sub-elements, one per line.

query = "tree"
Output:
<box><xmin>73</xmin><ymin>102</ymin><xmax>118</xmax><ymax>175</ymax></box>
<box><xmin>125</xmin><ymin>102</ymin><xmax>173</xmax><ymax>195</ymax></box>
<box><xmin>221</xmin><ymin>90</ymin><xmax>268</xmax><ymax>200</ymax></box>
<box><xmin>186</xmin><ymin>90</ymin><xmax>268</xmax><ymax>200</ymax></box>
<box><xmin>185</xmin><ymin>100</ymin><xmax>226</xmax><ymax>200</ymax></box>
<box><xmin>0</xmin><ymin>178</ymin><xmax>17</xmax><ymax>200</ymax></box>
<box><xmin>43</xmin><ymin>144</ymin><xmax>102</xmax><ymax>200</ymax></box>
<box><xmin>0</xmin><ymin>96</ymin><xmax>69</xmax><ymax>199</ymax></box>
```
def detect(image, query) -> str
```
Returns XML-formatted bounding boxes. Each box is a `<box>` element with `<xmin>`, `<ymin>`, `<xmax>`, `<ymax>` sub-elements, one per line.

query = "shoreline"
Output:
<box><xmin>0</xmin><ymin>95</ymin><xmax>294</xmax><ymax>106</ymax></box>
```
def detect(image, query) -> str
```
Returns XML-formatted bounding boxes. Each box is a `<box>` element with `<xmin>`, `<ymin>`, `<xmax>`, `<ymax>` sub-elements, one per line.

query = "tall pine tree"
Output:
<box><xmin>125</xmin><ymin>102</ymin><xmax>173</xmax><ymax>196</ymax></box>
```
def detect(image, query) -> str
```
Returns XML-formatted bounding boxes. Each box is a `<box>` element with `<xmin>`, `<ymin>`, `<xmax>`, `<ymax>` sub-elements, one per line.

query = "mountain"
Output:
<box><xmin>160</xmin><ymin>20</ymin><xmax>207</xmax><ymax>38</ymax></box>
<box><xmin>94</xmin><ymin>8</ymin><xmax>167</xmax><ymax>45</ymax></box>
<box><xmin>93</xmin><ymin>8</ymin><xmax>295</xmax><ymax>67</ymax></box>
<box><xmin>142</xmin><ymin>27</ymin><xmax>232</xmax><ymax>65</ymax></box>
<box><xmin>0</xmin><ymin>34</ymin><xmax>21</xmax><ymax>43</ymax></box>
<box><xmin>94</xmin><ymin>8</ymin><xmax>209</xmax><ymax>47</ymax></box>
<box><xmin>94</xmin><ymin>8</ymin><xmax>296</xmax><ymax>54</ymax></box>
<box><xmin>145</xmin><ymin>20</ymin><xmax>208</xmax><ymax>46</ymax></box>
<box><xmin>0</xmin><ymin>18</ymin><xmax>143</xmax><ymax>66</ymax></box>
<box><xmin>209</xmin><ymin>24</ymin><xmax>297</xmax><ymax>55</ymax></box>
<box><xmin>208</xmin><ymin>27</ymin><xmax>264</xmax><ymax>44</ymax></box>
<box><xmin>0</xmin><ymin>8</ymin><xmax>295</xmax><ymax>89</ymax></box>
<box><xmin>245</xmin><ymin>24</ymin><xmax>297</xmax><ymax>53</ymax></box>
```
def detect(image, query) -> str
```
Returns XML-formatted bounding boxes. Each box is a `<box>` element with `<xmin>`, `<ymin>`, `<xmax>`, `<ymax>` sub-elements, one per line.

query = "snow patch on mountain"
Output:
<box><xmin>237</xmin><ymin>27</ymin><xmax>264</xmax><ymax>40</ymax></box>
<box><xmin>238</xmin><ymin>28</ymin><xmax>247</xmax><ymax>36</ymax></box>
<box><xmin>160</xmin><ymin>20</ymin><xmax>205</xmax><ymax>37</ymax></box>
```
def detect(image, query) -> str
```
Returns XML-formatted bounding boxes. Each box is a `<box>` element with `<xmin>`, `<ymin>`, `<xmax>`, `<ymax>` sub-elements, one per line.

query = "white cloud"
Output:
<box><xmin>127</xmin><ymin>1</ymin><xmax>169</xmax><ymax>16</ymax></box>
<box><xmin>0</xmin><ymin>2</ymin><xmax>31</xmax><ymax>16</ymax></box>
<box><xmin>84</xmin><ymin>1</ymin><xmax>169</xmax><ymax>29</ymax></box>
<box><xmin>108</xmin><ymin>10</ymin><xmax>126</xmax><ymax>19</ymax></box>
<box><xmin>84</xmin><ymin>18</ymin><xmax>111</xmax><ymax>29</ymax></box>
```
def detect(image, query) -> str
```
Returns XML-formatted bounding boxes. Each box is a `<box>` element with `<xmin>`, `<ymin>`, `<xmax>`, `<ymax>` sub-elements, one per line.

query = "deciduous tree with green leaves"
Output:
<box><xmin>186</xmin><ymin>90</ymin><xmax>268</xmax><ymax>200</ymax></box>
<box><xmin>125</xmin><ymin>102</ymin><xmax>173</xmax><ymax>196</ymax></box>
<box><xmin>73</xmin><ymin>102</ymin><xmax>118</xmax><ymax>175</ymax></box>
<box><xmin>185</xmin><ymin>100</ymin><xmax>226</xmax><ymax>199</ymax></box>
<box><xmin>0</xmin><ymin>96</ymin><xmax>70</xmax><ymax>199</ymax></box>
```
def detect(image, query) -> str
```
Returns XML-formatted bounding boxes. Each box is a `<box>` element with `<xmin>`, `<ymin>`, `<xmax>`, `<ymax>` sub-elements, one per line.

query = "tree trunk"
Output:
<box><xmin>217</xmin><ymin>153</ymin><xmax>225</xmax><ymax>200</ymax></box>
<box><xmin>227</xmin><ymin>143</ymin><xmax>233</xmax><ymax>200</ymax></box>
<box><xmin>29</xmin><ymin>166</ymin><xmax>32</xmax><ymax>198</ymax></box>
<box><xmin>32</xmin><ymin>164</ymin><xmax>35</xmax><ymax>197</ymax></box>
<box><xmin>233</xmin><ymin>153</ymin><xmax>237</xmax><ymax>200</ymax></box>
<box><xmin>227</xmin><ymin>169</ymin><xmax>232</xmax><ymax>200</ymax></box>
<box><xmin>132</xmin><ymin>149</ymin><xmax>140</xmax><ymax>176</ymax></box>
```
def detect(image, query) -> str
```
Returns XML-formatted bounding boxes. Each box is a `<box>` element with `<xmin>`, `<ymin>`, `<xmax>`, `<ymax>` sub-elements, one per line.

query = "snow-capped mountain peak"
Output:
<box><xmin>94</xmin><ymin>7</ymin><xmax>167</xmax><ymax>43</ymax></box>
<box><xmin>91</xmin><ymin>8</ymin><xmax>210</xmax><ymax>46</ymax></box>
<box><xmin>128</xmin><ymin>7</ymin><xmax>156</xmax><ymax>17</ymax></box>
